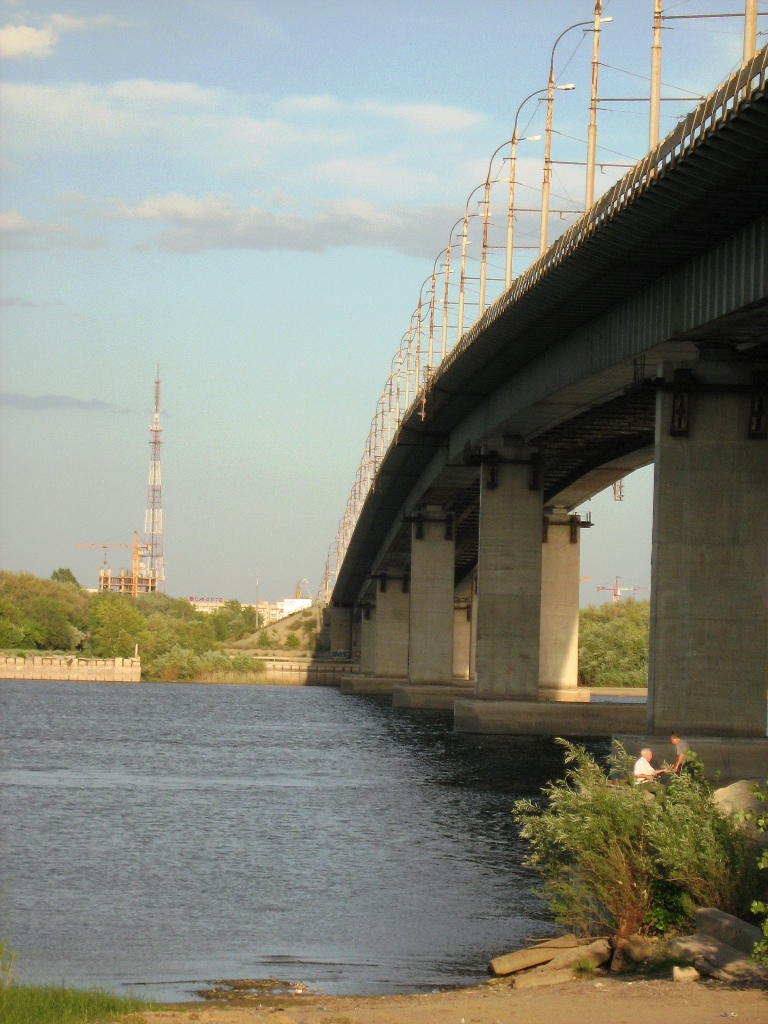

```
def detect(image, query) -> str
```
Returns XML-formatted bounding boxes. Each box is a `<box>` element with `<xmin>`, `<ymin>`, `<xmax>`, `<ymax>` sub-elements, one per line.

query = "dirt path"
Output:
<box><xmin>136</xmin><ymin>976</ymin><xmax>767</xmax><ymax>1024</ymax></box>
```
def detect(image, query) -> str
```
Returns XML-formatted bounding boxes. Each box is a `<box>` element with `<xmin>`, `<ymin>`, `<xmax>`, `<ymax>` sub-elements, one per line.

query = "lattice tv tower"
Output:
<box><xmin>143</xmin><ymin>368</ymin><xmax>165</xmax><ymax>590</ymax></box>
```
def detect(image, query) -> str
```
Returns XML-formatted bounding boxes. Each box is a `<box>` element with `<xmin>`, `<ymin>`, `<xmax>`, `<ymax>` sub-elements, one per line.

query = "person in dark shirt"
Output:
<box><xmin>669</xmin><ymin>732</ymin><xmax>690</xmax><ymax>774</ymax></box>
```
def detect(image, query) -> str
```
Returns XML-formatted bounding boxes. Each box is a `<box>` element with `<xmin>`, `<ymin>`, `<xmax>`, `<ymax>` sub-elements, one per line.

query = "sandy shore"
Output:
<box><xmin>136</xmin><ymin>976</ymin><xmax>768</xmax><ymax>1024</ymax></box>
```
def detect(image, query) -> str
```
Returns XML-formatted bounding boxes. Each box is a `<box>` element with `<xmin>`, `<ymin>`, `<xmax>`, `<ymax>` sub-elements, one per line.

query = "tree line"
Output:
<box><xmin>0</xmin><ymin>569</ymin><xmax>264</xmax><ymax>681</ymax></box>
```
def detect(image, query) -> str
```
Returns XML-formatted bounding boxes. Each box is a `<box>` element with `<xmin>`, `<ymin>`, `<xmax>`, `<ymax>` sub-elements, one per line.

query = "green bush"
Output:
<box><xmin>748</xmin><ymin>781</ymin><xmax>768</xmax><ymax>964</ymax></box>
<box><xmin>284</xmin><ymin>632</ymin><xmax>300</xmax><ymax>649</ymax></box>
<box><xmin>579</xmin><ymin>599</ymin><xmax>649</xmax><ymax>687</ymax></box>
<box><xmin>514</xmin><ymin>740</ymin><xmax>761</xmax><ymax>940</ymax></box>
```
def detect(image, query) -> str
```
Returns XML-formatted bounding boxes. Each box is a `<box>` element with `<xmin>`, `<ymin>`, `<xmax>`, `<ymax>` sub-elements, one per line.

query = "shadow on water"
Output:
<box><xmin>0</xmin><ymin>681</ymin><xmax>604</xmax><ymax>1001</ymax></box>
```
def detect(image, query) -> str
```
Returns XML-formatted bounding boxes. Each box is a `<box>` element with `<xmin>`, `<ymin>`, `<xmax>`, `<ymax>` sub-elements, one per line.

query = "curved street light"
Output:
<box><xmin>457</xmin><ymin>181</ymin><xmax>486</xmax><ymax>339</ymax></box>
<box><xmin>540</xmin><ymin>21</ymin><xmax>589</xmax><ymax>254</ymax></box>
<box><xmin>539</xmin><ymin>14</ymin><xmax>611</xmax><ymax>254</ymax></box>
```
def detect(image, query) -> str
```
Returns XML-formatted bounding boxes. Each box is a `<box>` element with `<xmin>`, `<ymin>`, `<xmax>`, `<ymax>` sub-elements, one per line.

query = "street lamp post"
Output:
<box><xmin>540</xmin><ymin>16</ymin><xmax>609</xmax><ymax>254</ymax></box>
<box><xmin>504</xmin><ymin>86</ymin><xmax>563</xmax><ymax>290</ymax></box>
<box><xmin>457</xmin><ymin>182</ymin><xmax>485</xmax><ymax>339</ymax></box>
<box><xmin>649</xmin><ymin>0</ymin><xmax>662</xmax><ymax>149</ymax></box>
<box><xmin>744</xmin><ymin>0</ymin><xmax>758</xmax><ymax>61</ymax></box>
<box><xmin>586</xmin><ymin>3</ymin><xmax>612</xmax><ymax>209</ymax></box>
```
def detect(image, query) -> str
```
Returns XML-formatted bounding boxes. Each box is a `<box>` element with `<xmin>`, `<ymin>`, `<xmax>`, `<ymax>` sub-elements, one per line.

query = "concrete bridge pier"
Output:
<box><xmin>474</xmin><ymin>444</ymin><xmax>543</xmax><ymax>700</ymax></box>
<box><xmin>538</xmin><ymin>510</ymin><xmax>585</xmax><ymax>702</ymax></box>
<box><xmin>372</xmin><ymin>574</ymin><xmax>410</xmax><ymax>678</ymax></box>
<box><xmin>330</xmin><ymin>605</ymin><xmax>352</xmax><ymax>654</ymax></box>
<box><xmin>359</xmin><ymin>603</ymin><xmax>376</xmax><ymax>675</ymax></box>
<box><xmin>408</xmin><ymin>511</ymin><xmax>455</xmax><ymax>684</ymax></box>
<box><xmin>454</xmin><ymin>444</ymin><xmax>646</xmax><ymax>736</ymax></box>
<box><xmin>452</xmin><ymin>573</ymin><xmax>473</xmax><ymax>680</ymax></box>
<box><xmin>618</xmin><ymin>359</ymin><xmax>768</xmax><ymax>781</ymax></box>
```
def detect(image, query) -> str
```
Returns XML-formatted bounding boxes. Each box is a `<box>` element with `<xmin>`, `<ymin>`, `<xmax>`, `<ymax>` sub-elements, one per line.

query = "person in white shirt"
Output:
<box><xmin>633</xmin><ymin>747</ymin><xmax>661</xmax><ymax>784</ymax></box>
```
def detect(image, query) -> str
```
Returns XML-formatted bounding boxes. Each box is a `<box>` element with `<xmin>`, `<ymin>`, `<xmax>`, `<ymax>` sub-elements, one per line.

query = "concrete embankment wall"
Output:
<box><xmin>257</xmin><ymin>661</ymin><xmax>357</xmax><ymax>687</ymax></box>
<box><xmin>1</xmin><ymin>655</ymin><xmax>141</xmax><ymax>682</ymax></box>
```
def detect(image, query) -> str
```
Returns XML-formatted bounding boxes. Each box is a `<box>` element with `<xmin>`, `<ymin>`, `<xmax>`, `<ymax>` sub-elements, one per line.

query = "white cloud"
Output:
<box><xmin>0</xmin><ymin>12</ymin><xmax>130</xmax><ymax>60</ymax></box>
<box><xmin>0</xmin><ymin>209</ymin><xmax>104</xmax><ymax>249</ymax></box>
<box><xmin>2</xmin><ymin>80</ymin><xmax>484</xmax><ymax>204</ymax></box>
<box><xmin>79</xmin><ymin>192</ymin><xmax>454</xmax><ymax>259</ymax></box>
<box><xmin>0</xmin><ymin>23</ymin><xmax>55</xmax><ymax>58</ymax></box>
<box><xmin>365</xmin><ymin>102</ymin><xmax>485</xmax><ymax>134</ymax></box>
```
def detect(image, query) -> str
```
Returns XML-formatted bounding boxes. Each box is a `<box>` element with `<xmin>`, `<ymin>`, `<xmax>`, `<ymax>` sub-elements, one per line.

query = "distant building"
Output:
<box><xmin>99</xmin><ymin>566</ymin><xmax>157</xmax><ymax>595</ymax></box>
<box><xmin>276</xmin><ymin>598</ymin><xmax>312</xmax><ymax>619</ymax></box>
<box><xmin>189</xmin><ymin>597</ymin><xmax>226</xmax><ymax>614</ymax></box>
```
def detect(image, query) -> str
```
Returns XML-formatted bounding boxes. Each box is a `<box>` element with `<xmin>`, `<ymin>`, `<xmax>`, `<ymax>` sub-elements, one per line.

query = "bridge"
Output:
<box><xmin>327</xmin><ymin>45</ymin><xmax>768</xmax><ymax>779</ymax></box>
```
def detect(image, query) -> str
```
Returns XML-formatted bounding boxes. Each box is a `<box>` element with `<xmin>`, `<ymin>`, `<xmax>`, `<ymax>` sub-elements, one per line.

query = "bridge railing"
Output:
<box><xmin>329</xmin><ymin>44</ymin><xmax>768</xmax><ymax>597</ymax></box>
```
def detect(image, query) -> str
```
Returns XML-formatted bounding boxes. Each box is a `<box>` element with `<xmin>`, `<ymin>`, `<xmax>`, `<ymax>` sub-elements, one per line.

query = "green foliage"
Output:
<box><xmin>257</xmin><ymin>629</ymin><xmax>274</xmax><ymax>649</ymax></box>
<box><xmin>514</xmin><ymin>740</ymin><xmax>761</xmax><ymax>940</ymax></box>
<box><xmin>579</xmin><ymin>599</ymin><xmax>649</xmax><ymax>687</ymax></box>
<box><xmin>0</xmin><ymin>570</ymin><xmax>269</xmax><ymax>683</ymax></box>
<box><xmin>284</xmin><ymin>631</ymin><xmax>300</xmax><ymax>649</ymax></box>
<box><xmin>301</xmin><ymin>619</ymin><xmax>317</xmax><ymax>635</ymax></box>
<box><xmin>50</xmin><ymin>568</ymin><xmax>80</xmax><ymax>587</ymax></box>
<box><xmin>0</xmin><ymin>941</ymin><xmax>15</xmax><ymax>987</ymax></box>
<box><xmin>0</xmin><ymin>982</ymin><xmax>149</xmax><ymax>1023</ymax></box>
<box><xmin>209</xmin><ymin>599</ymin><xmax>257</xmax><ymax>642</ymax></box>
<box><xmin>748</xmin><ymin>781</ymin><xmax>768</xmax><ymax>964</ymax></box>
<box><xmin>0</xmin><ymin>572</ymin><xmax>90</xmax><ymax>651</ymax></box>
<box><xmin>88</xmin><ymin>595</ymin><xmax>146</xmax><ymax>658</ymax></box>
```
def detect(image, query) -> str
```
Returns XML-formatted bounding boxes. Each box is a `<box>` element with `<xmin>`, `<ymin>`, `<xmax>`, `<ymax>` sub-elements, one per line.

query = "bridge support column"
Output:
<box><xmin>371</xmin><ymin>575</ymin><xmax>410</xmax><ymax>677</ymax></box>
<box><xmin>408</xmin><ymin>513</ymin><xmax>455</xmax><ymax>684</ymax></box>
<box><xmin>474</xmin><ymin>447</ymin><xmax>543</xmax><ymax>699</ymax></box>
<box><xmin>648</xmin><ymin>363</ymin><xmax>768</xmax><ymax>738</ymax></box>
<box><xmin>539</xmin><ymin>511</ymin><xmax>582</xmax><ymax>699</ymax></box>
<box><xmin>453</xmin><ymin>601</ymin><xmax>471</xmax><ymax>679</ymax></box>
<box><xmin>359</xmin><ymin>605</ymin><xmax>376</xmax><ymax>675</ymax></box>
<box><xmin>330</xmin><ymin>605</ymin><xmax>352</xmax><ymax>655</ymax></box>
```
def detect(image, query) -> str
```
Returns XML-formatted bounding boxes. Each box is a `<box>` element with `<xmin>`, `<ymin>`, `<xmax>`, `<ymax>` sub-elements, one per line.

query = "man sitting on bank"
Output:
<box><xmin>634</xmin><ymin>747</ymin><xmax>663</xmax><ymax>789</ymax></box>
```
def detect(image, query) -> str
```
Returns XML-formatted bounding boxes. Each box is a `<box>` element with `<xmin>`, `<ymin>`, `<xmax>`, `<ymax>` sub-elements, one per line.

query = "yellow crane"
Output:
<box><xmin>78</xmin><ymin>531</ymin><xmax>151</xmax><ymax>598</ymax></box>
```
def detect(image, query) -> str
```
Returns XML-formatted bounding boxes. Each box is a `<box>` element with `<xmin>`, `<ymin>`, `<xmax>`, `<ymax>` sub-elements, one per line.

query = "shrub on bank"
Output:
<box><xmin>147</xmin><ymin>645</ymin><xmax>266</xmax><ymax>681</ymax></box>
<box><xmin>514</xmin><ymin>740</ymin><xmax>763</xmax><ymax>940</ymax></box>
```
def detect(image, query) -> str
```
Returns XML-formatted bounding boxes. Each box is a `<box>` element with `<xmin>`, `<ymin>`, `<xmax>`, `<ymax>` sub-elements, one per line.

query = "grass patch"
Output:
<box><xmin>0</xmin><ymin>983</ymin><xmax>151</xmax><ymax>1024</ymax></box>
<box><xmin>573</xmin><ymin>958</ymin><xmax>595</xmax><ymax>977</ymax></box>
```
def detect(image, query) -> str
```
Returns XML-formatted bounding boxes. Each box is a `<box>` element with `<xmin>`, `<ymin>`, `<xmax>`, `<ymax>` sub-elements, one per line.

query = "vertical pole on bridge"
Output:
<box><xmin>744</xmin><ymin>0</ymin><xmax>758</xmax><ymax>62</ymax></box>
<box><xmin>585</xmin><ymin>0</ymin><xmax>603</xmax><ymax>210</ymax></box>
<box><xmin>649</xmin><ymin>0</ymin><xmax>662</xmax><ymax>150</ymax></box>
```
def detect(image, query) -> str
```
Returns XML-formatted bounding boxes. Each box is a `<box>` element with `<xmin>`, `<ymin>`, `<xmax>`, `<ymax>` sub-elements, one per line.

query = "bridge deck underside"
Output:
<box><xmin>376</xmin><ymin>389</ymin><xmax>657</xmax><ymax>591</ymax></box>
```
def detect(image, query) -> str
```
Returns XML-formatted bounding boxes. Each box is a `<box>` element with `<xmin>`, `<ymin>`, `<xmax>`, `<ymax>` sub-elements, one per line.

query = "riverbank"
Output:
<box><xmin>138</xmin><ymin>977</ymin><xmax>767</xmax><ymax>1024</ymax></box>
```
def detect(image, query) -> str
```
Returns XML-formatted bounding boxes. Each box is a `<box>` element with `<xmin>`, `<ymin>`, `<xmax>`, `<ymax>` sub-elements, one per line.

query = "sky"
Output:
<box><xmin>0</xmin><ymin>0</ymin><xmax>758</xmax><ymax>603</ymax></box>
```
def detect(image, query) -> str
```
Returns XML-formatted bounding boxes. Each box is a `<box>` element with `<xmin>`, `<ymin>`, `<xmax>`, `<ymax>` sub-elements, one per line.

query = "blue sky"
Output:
<box><xmin>0</xmin><ymin>0</ymin><xmax>756</xmax><ymax>602</ymax></box>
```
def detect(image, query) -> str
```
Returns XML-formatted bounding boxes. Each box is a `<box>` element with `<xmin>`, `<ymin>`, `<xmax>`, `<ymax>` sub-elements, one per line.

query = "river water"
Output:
<box><xmin>0</xmin><ymin>680</ymin><xmax>605</xmax><ymax>1001</ymax></box>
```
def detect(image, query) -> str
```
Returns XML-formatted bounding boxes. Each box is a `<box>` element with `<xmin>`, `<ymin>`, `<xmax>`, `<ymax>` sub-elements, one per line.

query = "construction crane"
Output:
<box><xmin>596</xmin><ymin>576</ymin><xmax>649</xmax><ymax>604</ymax></box>
<box><xmin>78</xmin><ymin>531</ymin><xmax>151</xmax><ymax>598</ymax></box>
